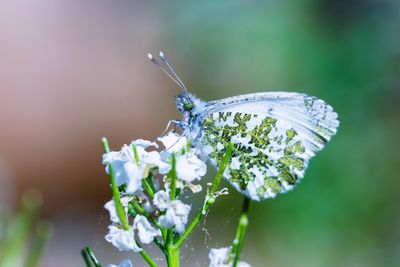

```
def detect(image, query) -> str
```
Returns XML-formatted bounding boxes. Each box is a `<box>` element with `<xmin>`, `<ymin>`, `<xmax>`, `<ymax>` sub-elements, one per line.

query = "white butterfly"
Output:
<box><xmin>148</xmin><ymin>52</ymin><xmax>339</xmax><ymax>201</ymax></box>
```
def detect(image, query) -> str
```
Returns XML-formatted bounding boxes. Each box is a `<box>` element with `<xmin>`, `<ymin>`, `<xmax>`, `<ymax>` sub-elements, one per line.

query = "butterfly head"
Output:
<box><xmin>175</xmin><ymin>92</ymin><xmax>206</xmax><ymax>138</ymax></box>
<box><xmin>147</xmin><ymin>51</ymin><xmax>206</xmax><ymax>135</ymax></box>
<box><xmin>175</xmin><ymin>92</ymin><xmax>206</xmax><ymax>116</ymax></box>
<box><xmin>175</xmin><ymin>92</ymin><xmax>195</xmax><ymax>113</ymax></box>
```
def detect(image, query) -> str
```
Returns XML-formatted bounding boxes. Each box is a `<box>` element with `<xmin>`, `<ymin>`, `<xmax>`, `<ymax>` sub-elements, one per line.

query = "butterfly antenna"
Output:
<box><xmin>147</xmin><ymin>53</ymin><xmax>184</xmax><ymax>91</ymax></box>
<box><xmin>159</xmin><ymin>51</ymin><xmax>188</xmax><ymax>93</ymax></box>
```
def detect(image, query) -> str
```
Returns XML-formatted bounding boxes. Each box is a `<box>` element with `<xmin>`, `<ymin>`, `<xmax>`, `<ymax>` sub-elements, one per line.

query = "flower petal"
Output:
<box><xmin>145</xmin><ymin>151</ymin><xmax>171</xmax><ymax>174</ymax></box>
<box><xmin>158</xmin><ymin>132</ymin><xmax>187</xmax><ymax>153</ymax></box>
<box><xmin>175</xmin><ymin>153</ymin><xmax>207</xmax><ymax>183</ymax></box>
<box><xmin>134</xmin><ymin>215</ymin><xmax>161</xmax><ymax>244</ymax></box>
<box><xmin>153</xmin><ymin>190</ymin><xmax>169</xmax><ymax>211</ymax></box>
<box><xmin>132</xmin><ymin>139</ymin><xmax>158</xmax><ymax>149</ymax></box>
<box><xmin>208</xmin><ymin>247</ymin><xmax>251</xmax><ymax>267</ymax></box>
<box><xmin>105</xmin><ymin>225</ymin><xmax>141</xmax><ymax>252</ymax></box>
<box><xmin>124</xmin><ymin>162</ymin><xmax>145</xmax><ymax>194</ymax></box>
<box><xmin>158</xmin><ymin>199</ymin><xmax>191</xmax><ymax>234</ymax></box>
<box><xmin>104</xmin><ymin>196</ymin><xmax>132</xmax><ymax>224</ymax></box>
<box><xmin>208</xmin><ymin>247</ymin><xmax>231</xmax><ymax>267</ymax></box>
<box><xmin>107</xmin><ymin>259</ymin><xmax>133</xmax><ymax>267</ymax></box>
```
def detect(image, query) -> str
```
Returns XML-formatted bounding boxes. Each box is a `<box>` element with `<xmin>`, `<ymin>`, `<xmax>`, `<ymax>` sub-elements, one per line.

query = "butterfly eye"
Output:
<box><xmin>183</xmin><ymin>101</ymin><xmax>194</xmax><ymax>111</ymax></box>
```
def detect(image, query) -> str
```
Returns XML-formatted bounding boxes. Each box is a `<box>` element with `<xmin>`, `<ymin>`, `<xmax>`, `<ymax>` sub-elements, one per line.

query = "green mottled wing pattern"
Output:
<box><xmin>201</xmin><ymin>94</ymin><xmax>338</xmax><ymax>200</ymax></box>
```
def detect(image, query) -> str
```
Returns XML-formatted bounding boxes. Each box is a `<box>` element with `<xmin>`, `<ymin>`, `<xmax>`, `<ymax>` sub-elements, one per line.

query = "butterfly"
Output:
<box><xmin>148</xmin><ymin>52</ymin><xmax>339</xmax><ymax>201</ymax></box>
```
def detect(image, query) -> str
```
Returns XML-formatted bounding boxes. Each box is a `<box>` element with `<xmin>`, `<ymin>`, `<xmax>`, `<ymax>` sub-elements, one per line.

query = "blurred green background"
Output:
<box><xmin>0</xmin><ymin>1</ymin><xmax>399</xmax><ymax>266</ymax></box>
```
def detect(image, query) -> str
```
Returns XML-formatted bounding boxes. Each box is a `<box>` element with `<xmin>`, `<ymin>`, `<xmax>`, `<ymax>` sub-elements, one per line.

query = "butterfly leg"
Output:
<box><xmin>160</xmin><ymin>120</ymin><xmax>183</xmax><ymax>137</ymax></box>
<box><xmin>151</xmin><ymin>120</ymin><xmax>178</xmax><ymax>143</ymax></box>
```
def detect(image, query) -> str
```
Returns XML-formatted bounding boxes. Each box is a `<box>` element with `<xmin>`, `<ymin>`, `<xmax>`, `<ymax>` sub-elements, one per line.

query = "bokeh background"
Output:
<box><xmin>0</xmin><ymin>1</ymin><xmax>399</xmax><ymax>266</ymax></box>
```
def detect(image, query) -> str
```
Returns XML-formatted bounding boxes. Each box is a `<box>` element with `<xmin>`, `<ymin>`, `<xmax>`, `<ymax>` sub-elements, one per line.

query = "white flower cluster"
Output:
<box><xmin>102</xmin><ymin>132</ymin><xmax>207</xmax><ymax>252</ymax></box>
<box><xmin>153</xmin><ymin>190</ymin><xmax>191</xmax><ymax>234</ymax></box>
<box><xmin>208</xmin><ymin>247</ymin><xmax>251</xmax><ymax>267</ymax></box>
<box><xmin>107</xmin><ymin>259</ymin><xmax>133</xmax><ymax>267</ymax></box>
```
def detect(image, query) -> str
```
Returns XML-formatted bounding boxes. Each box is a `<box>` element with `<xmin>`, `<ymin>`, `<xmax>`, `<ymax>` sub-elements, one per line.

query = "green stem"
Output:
<box><xmin>139</xmin><ymin>249</ymin><xmax>158</xmax><ymax>267</ymax></box>
<box><xmin>166</xmin><ymin>246</ymin><xmax>180</xmax><ymax>267</ymax></box>
<box><xmin>146</xmin><ymin>174</ymin><xmax>156</xmax><ymax>193</ymax></box>
<box><xmin>131</xmin><ymin>201</ymin><xmax>162</xmax><ymax>229</ymax></box>
<box><xmin>169</xmin><ymin>153</ymin><xmax>177</xmax><ymax>200</ymax></box>
<box><xmin>142</xmin><ymin>173</ymin><xmax>155</xmax><ymax>198</ymax></box>
<box><xmin>210</xmin><ymin>142</ymin><xmax>234</xmax><ymax>194</ymax></box>
<box><xmin>163</xmin><ymin>153</ymin><xmax>181</xmax><ymax>267</ymax></box>
<box><xmin>0</xmin><ymin>190</ymin><xmax>42</xmax><ymax>267</ymax></box>
<box><xmin>130</xmin><ymin>200</ymin><xmax>166</xmax><ymax>250</ymax></box>
<box><xmin>174</xmin><ymin>143</ymin><xmax>234</xmax><ymax>249</ymax></box>
<box><xmin>142</xmin><ymin>179</ymin><xmax>155</xmax><ymax>198</ymax></box>
<box><xmin>133</xmin><ymin>144</ymin><xmax>140</xmax><ymax>164</ymax></box>
<box><xmin>231</xmin><ymin>197</ymin><xmax>250</xmax><ymax>267</ymax></box>
<box><xmin>102</xmin><ymin>137</ymin><xmax>129</xmax><ymax>230</ymax></box>
<box><xmin>84</xmin><ymin>246</ymin><xmax>102</xmax><ymax>267</ymax></box>
<box><xmin>153</xmin><ymin>238</ymin><xmax>165</xmax><ymax>253</ymax></box>
<box><xmin>25</xmin><ymin>221</ymin><xmax>54</xmax><ymax>267</ymax></box>
<box><xmin>81</xmin><ymin>249</ymin><xmax>93</xmax><ymax>267</ymax></box>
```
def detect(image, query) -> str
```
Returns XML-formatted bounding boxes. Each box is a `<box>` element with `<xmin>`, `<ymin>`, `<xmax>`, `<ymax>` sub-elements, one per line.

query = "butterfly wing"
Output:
<box><xmin>201</xmin><ymin>92</ymin><xmax>339</xmax><ymax>201</ymax></box>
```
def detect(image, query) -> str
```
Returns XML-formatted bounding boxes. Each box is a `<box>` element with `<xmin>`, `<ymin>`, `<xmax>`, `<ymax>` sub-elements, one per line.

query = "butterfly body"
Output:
<box><xmin>175</xmin><ymin>91</ymin><xmax>339</xmax><ymax>201</ymax></box>
<box><xmin>175</xmin><ymin>92</ymin><xmax>207</xmax><ymax>145</ymax></box>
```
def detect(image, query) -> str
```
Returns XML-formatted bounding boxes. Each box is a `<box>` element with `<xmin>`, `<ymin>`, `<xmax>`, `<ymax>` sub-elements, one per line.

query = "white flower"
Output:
<box><xmin>160</xmin><ymin>200</ymin><xmax>191</xmax><ymax>234</ymax></box>
<box><xmin>208</xmin><ymin>247</ymin><xmax>251</xmax><ymax>267</ymax></box>
<box><xmin>102</xmin><ymin>139</ymin><xmax>170</xmax><ymax>194</ymax></box>
<box><xmin>145</xmin><ymin>151</ymin><xmax>171</xmax><ymax>174</ymax></box>
<box><xmin>132</xmin><ymin>139</ymin><xmax>157</xmax><ymax>148</ymax></box>
<box><xmin>107</xmin><ymin>259</ymin><xmax>133</xmax><ymax>267</ymax></box>
<box><xmin>124</xmin><ymin>163</ymin><xmax>145</xmax><ymax>194</ymax></box>
<box><xmin>209</xmin><ymin>247</ymin><xmax>230</xmax><ymax>267</ymax></box>
<box><xmin>159</xmin><ymin>132</ymin><xmax>207</xmax><ymax>186</ymax></box>
<box><xmin>102</xmin><ymin>149</ymin><xmax>131</xmax><ymax>186</ymax></box>
<box><xmin>105</xmin><ymin>225</ymin><xmax>141</xmax><ymax>252</ymax></box>
<box><xmin>131</xmin><ymin>139</ymin><xmax>170</xmax><ymax>175</ymax></box>
<box><xmin>153</xmin><ymin>190</ymin><xmax>170</xmax><ymax>210</ymax></box>
<box><xmin>102</xmin><ymin>144</ymin><xmax>144</xmax><ymax>193</ymax></box>
<box><xmin>158</xmin><ymin>132</ymin><xmax>187</xmax><ymax>153</ymax></box>
<box><xmin>153</xmin><ymin>190</ymin><xmax>191</xmax><ymax>234</ymax></box>
<box><xmin>175</xmin><ymin>152</ymin><xmax>207</xmax><ymax>183</ymax></box>
<box><xmin>133</xmin><ymin>215</ymin><xmax>161</xmax><ymax>244</ymax></box>
<box><xmin>104</xmin><ymin>196</ymin><xmax>132</xmax><ymax>224</ymax></box>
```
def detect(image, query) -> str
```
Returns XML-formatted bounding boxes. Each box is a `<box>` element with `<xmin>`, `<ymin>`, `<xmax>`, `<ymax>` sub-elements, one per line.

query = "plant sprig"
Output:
<box><xmin>85</xmin><ymin>139</ymin><xmax>236</xmax><ymax>267</ymax></box>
